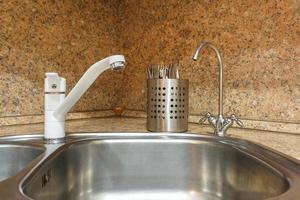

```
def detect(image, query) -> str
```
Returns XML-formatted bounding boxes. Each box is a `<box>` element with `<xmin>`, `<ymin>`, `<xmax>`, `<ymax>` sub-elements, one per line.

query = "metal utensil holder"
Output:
<box><xmin>147</xmin><ymin>79</ymin><xmax>189</xmax><ymax>132</ymax></box>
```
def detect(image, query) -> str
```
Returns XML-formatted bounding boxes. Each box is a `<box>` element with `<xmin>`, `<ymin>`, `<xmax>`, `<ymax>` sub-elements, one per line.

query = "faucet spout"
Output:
<box><xmin>44</xmin><ymin>55</ymin><xmax>125</xmax><ymax>140</ymax></box>
<box><xmin>53</xmin><ymin>55</ymin><xmax>125</xmax><ymax>118</ymax></box>
<box><xmin>192</xmin><ymin>42</ymin><xmax>224</xmax><ymax>116</ymax></box>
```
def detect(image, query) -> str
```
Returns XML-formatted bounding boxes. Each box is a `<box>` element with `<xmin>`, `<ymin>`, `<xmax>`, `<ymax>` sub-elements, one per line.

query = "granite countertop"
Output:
<box><xmin>1</xmin><ymin>117</ymin><xmax>300</xmax><ymax>160</ymax></box>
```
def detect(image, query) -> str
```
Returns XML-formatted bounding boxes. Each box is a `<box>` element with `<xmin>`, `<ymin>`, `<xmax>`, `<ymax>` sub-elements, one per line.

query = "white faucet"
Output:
<box><xmin>44</xmin><ymin>55</ymin><xmax>126</xmax><ymax>141</ymax></box>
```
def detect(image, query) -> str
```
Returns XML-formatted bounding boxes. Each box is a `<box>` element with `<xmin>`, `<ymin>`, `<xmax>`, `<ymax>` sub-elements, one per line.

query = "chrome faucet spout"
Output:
<box><xmin>193</xmin><ymin>42</ymin><xmax>223</xmax><ymax>116</ymax></box>
<box><xmin>193</xmin><ymin>42</ymin><xmax>243</xmax><ymax>136</ymax></box>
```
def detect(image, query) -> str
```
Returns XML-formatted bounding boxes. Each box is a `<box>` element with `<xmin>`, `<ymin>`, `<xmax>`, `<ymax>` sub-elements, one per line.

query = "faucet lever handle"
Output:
<box><xmin>230</xmin><ymin>114</ymin><xmax>244</xmax><ymax>128</ymax></box>
<box><xmin>45</xmin><ymin>73</ymin><xmax>66</xmax><ymax>93</ymax></box>
<box><xmin>199</xmin><ymin>112</ymin><xmax>212</xmax><ymax>124</ymax></box>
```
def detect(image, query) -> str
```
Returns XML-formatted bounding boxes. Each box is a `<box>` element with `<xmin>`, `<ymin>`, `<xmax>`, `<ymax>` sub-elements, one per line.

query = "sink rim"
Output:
<box><xmin>0</xmin><ymin>132</ymin><xmax>299</xmax><ymax>200</ymax></box>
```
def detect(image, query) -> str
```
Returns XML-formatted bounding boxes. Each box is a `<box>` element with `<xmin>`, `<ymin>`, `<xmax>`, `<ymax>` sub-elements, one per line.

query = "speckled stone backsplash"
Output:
<box><xmin>0</xmin><ymin>0</ymin><xmax>123</xmax><ymax>118</ymax></box>
<box><xmin>0</xmin><ymin>0</ymin><xmax>299</xmax><ymax>133</ymax></box>
<box><xmin>117</xmin><ymin>0</ymin><xmax>300</xmax><ymax>124</ymax></box>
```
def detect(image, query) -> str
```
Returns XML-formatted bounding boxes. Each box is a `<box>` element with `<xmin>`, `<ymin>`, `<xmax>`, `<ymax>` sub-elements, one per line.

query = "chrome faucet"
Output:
<box><xmin>192</xmin><ymin>42</ymin><xmax>243</xmax><ymax>136</ymax></box>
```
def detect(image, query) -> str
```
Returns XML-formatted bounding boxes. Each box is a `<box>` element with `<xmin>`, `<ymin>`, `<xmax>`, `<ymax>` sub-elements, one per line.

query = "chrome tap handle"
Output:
<box><xmin>199</xmin><ymin>112</ymin><xmax>212</xmax><ymax>124</ymax></box>
<box><xmin>199</xmin><ymin>112</ymin><xmax>217</xmax><ymax>129</ymax></box>
<box><xmin>230</xmin><ymin>114</ymin><xmax>244</xmax><ymax>128</ymax></box>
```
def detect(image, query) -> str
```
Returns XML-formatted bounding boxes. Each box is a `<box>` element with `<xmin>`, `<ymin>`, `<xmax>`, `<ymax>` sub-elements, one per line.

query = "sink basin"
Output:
<box><xmin>0</xmin><ymin>144</ymin><xmax>44</xmax><ymax>182</ymax></box>
<box><xmin>21</xmin><ymin>135</ymin><xmax>299</xmax><ymax>200</ymax></box>
<box><xmin>0</xmin><ymin>133</ymin><xmax>297</xmax><ymax>200</ymax></box>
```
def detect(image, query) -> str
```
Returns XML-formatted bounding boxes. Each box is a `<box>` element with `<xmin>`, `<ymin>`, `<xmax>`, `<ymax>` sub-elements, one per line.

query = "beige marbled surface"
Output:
<box><xmin>0</xmin><ymin>0</ymin><xmax>299</xmax><ymax>135</ymax></box>
<box><xmin>0</xmin><ymin>0</ymin><xmax>124</xmax><ymax>117</ymax></box>
<box><xmin>117</xmin><ymin>0</ymin><xmax>300</xmax><ymax>123</ymax></box>
<box><xmin>2</xmin><ymin>109</ymin><xmax>299</xmax><ymax>134</ymax></box>
<box><xmin>0</xmin><ymin>110</ymin><xmax>115</xmax><ymax>126</ymax></box>
<box><xmin>123</xmin><ymin>110</ymin><xmax>300</xmax><ymax>134</ymax></box>
<box><xmin>1</xmin><ymin>117</ymin><xmax>300</xmax><ymax>160</ymax></box>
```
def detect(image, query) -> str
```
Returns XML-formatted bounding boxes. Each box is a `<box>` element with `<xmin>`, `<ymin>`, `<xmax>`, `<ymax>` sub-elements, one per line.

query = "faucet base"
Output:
<box><xmin>44</xmin><ymin>121</ymin><xmax>65</xmax><ymax>139</ymax></box>
<box><xmin>44</xmin><ymin>111</ymin><xmax>65</xmax><ymax>139</ymax></box>
<box><xmin>43</xmin><ymin>137</ymin><xmax>66</xmax><ymax>144</ymax></box>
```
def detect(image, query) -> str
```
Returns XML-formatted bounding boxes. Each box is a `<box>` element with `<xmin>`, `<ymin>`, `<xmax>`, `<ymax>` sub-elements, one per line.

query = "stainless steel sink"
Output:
<box><xmin>0</xmin><ymin>143</ymin><xmax>44</xmax><ymax>182</ymax></box>
<box><xmin>0</xmin><ymin>133</ymin><xmax>300</xmax><ymax>200</ymax></box>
